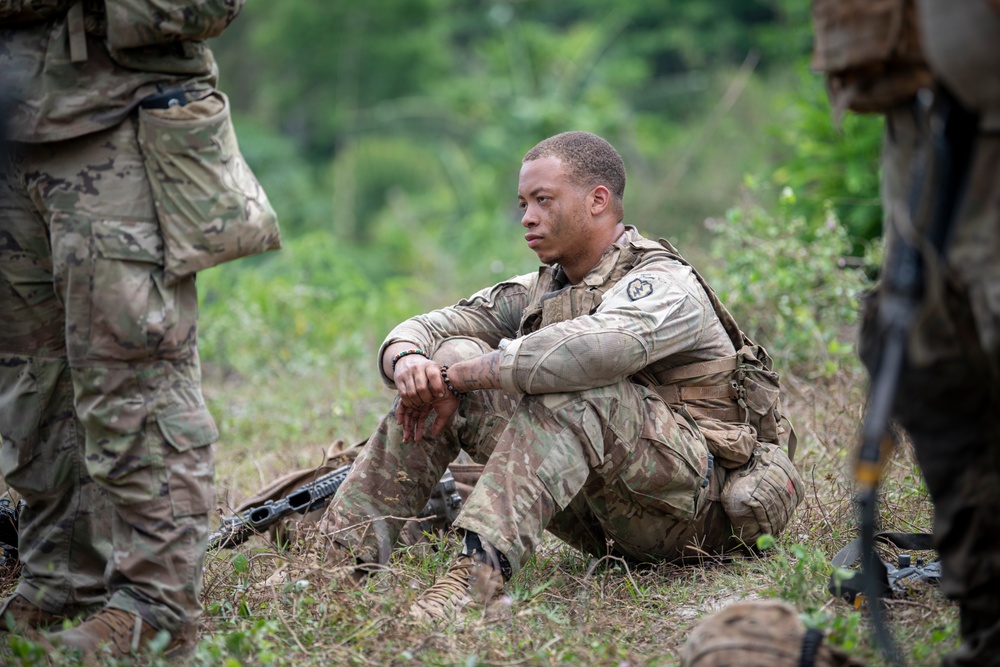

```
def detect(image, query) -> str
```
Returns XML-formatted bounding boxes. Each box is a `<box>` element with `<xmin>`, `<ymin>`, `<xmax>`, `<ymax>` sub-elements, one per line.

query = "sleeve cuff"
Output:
<box><xmin>376</xmin><ymin>339</ymin><xmax>398</xmax><ymax>388</ymax></box>
<box><xmin>497</xmin><ymin>337</ymin><xmax>523</xmax><ymax>393</ymax></box>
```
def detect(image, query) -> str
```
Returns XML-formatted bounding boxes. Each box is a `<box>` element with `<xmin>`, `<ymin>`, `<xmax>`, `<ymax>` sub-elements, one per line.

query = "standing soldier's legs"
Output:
<box><xmin>11</xmin><ymin>118</ymin><xmax>218</xmax><ymax>641</ymax></box>
<box><xmin>0</xmin><ymin>146</ymin><xmax>111</xmax><ymax>626</ymax></box>
<box><xmin>865</xmin><ymin>92</ymin><xmax>1000</xmax><ymax>665</ymax></box>
<box><xmin>909</xmin><ymin>137</ymin><xmax>1000</xmax><ymax>667</ymax></box>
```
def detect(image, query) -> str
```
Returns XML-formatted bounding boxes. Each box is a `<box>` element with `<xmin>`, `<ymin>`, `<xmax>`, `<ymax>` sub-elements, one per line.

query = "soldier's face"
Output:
<box><xmin>517</xmin><ymin>157</ymin><xmax>593</xmax><ymax>269</ymax></box>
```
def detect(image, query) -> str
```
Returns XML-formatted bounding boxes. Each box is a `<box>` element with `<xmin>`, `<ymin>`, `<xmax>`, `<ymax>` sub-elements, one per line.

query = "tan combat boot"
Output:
<box><xmin>409</xmin><ymin>554</ymin><xmax>505</xmax><ymax>621</ymax></box>
<box><xmin>45</xmin><ymin>607</ymin><xmax>195</xmax><ymax>662</ymax></box>
<box><xmin>0</xmin><ymin>594</ymin><xmax>68</xmax><ymax>633</ymax></box>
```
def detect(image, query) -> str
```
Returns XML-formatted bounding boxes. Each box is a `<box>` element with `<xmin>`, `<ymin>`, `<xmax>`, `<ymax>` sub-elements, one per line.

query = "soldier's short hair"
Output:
<box><xmin>523</xmin><ymin>131</ymin><xmax>626</xmax><ymax>210</ymax></box>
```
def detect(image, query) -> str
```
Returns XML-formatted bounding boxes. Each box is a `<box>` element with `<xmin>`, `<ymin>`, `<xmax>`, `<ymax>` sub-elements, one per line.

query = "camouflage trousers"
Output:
<box><xmin>0</xmin><ymin>116</ymin><xmax>217</xmax><ymax>633</ymax></box>
<box><xmin>861</xmin><ymin>71</ymin><xmax>1000</xmax><ymax>667</ymax></box>
<box><xmin>325</xmin><ymin>338</ymin><xmax>735</xmax><ymax>574</ymax></box>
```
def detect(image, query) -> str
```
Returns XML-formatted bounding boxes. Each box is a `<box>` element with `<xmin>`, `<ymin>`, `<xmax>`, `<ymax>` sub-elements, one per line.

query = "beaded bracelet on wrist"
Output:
<box><xmin>390</xmin><ymin>348</ymin><xmax>427</xmax><ymax>373</ymax></box>
<box><xmin>439</xmin><ymin>365</ymin><xmax>468</xmax><ymax>399</ymax></box>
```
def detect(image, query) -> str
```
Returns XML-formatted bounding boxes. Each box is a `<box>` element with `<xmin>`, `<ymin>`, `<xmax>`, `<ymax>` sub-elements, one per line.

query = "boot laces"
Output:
<box><xmin>411</xmin><ymin>555</ymin><xmax>503</xmax><ymax>619</ymax></box>
<box><xmin>90</xmin><ymin>608</ymin><xmax>146</xmax><ymax>652</ymax></box>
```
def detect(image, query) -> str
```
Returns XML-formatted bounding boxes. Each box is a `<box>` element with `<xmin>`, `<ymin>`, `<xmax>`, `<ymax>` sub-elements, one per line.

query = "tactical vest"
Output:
<box><xmin>0</xmin><ymin>0</ymin><xmax>238</xmax><ymax>72</ymax></box>
<box><xmin>517</xmin><ymin>235</ymin><xmax>795</xmax><ymax>469</ymax></box>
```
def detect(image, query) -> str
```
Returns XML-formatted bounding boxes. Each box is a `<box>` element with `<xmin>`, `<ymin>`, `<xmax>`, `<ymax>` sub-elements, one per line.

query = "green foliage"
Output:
<box><xmin>764</xmin><ymin>542</ymin><xmax>867</xmax><ymax>653</ymax></box>
<box><xmin>197</xmin><ymin>231</ymin><xmax>425</xmax><ymax>378</ymax></box>
<box><xmin>703</xmin><ymin>188</ymin><xmax>873</xmax><ymax>375</ymax></box>
<box><xmin>770</xmin><ymin>67</ymin><xmax>885</xmax><ymax>248</ymax></box>
<box><xmin>195</xmin><ymin>618</ymin><xmax>284</xmax><ymax>666</ymax></box>
<box><xmin>215</xmin><ymin>0</ymin><xmax>811</xmax><ymax>156</ymax></box>
<box><xmin>3</xmin><ymin>636</ymin><xmax>48</xmax><ymax>666</ymax></box>
<box><xmin>210</xmin><ymin>0</ymin><xmax>819</xmax><ymax>261</ymax></box>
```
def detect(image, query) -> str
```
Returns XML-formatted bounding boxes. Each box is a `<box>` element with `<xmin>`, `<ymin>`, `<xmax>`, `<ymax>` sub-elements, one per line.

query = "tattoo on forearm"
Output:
<box><xmin>460</xmin><ymin>351</ymin><xmax>502</xmax><ymax>391</ymax></box>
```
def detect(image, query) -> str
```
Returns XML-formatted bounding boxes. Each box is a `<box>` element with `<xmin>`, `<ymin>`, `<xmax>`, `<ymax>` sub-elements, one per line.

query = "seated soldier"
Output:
<box><xmin>320</xmin><ymin>131</ymin><xmax>803</xmax><ymax>620</ymax></box>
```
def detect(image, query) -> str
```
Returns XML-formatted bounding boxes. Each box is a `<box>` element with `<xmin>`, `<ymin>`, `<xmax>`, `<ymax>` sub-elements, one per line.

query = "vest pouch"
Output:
<box><xmin>137</xmin><ymin>92</ymin><xmax>281</xmax><ymax>285</ymax></box>
<box><xmin>720</xmin><ymin>443</ymin><xmax>804</xmax><ymax>546</ymax></box>
<box><xmin>811</xmin><ymin>0</ymin><xmax>931</xmax><ymax>114</ymax></box>
<box><xmin>735</xmin><ymin>345</ymin><xmax>782</xmax><ymax>444</ymax></box>
<box><xmin>696</xmin><ymin>417</ymin><xmax>755</xmax><ymax>470</ymax></box>
<box><xmin>104</xmin><ymin>0</ymin><xmax>243</xmax><ymax>49</ymax></box>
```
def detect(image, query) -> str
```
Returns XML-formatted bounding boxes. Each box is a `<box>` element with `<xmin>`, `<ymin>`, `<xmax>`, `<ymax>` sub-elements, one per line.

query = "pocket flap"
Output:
<box><xmin>698</xmin><ymin>417</ymin><xmax>756</xmax><ymax>469</ymax></box>
<box><xmin>92</xmin><ymin>220</ymin><xmax>163</xmax><ymax>263</ymax></box>
<box><xmin>743</xmin><ymin>374</ymin><xmax>780</xmax><ymax>415</ymax></box>
<box><xmin>157</xmin><ymin>407</ymin><xmax>219</xmax><ymax>451</ymax></box>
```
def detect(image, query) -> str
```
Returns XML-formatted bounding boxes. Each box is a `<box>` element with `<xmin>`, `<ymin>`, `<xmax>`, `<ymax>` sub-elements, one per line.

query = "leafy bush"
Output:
<box><xmin>769</xmin><ymin>66</ymin><xmax>885</xmax><ymax>249</ymax></box>
<box><xmin>197</xmin><ymin>232</ymin><xmax>422</xmax><ymax>378</ymax></box>
<box><xmin>703</xmin><ymin>188</ymin><xmax>875</xmax><ymax>376</ymax></box>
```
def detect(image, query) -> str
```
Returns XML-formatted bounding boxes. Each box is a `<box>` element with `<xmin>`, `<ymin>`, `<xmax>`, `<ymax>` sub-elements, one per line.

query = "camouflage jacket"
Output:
<box><xmin>0</xmin><ymin>0</ymin><xmax>244</xmax><ymax>142</ymax></box>
<box><xmin>379</xmin><ymin>226</ymin><xmax>736</xmax><ymax>395</ymax></box>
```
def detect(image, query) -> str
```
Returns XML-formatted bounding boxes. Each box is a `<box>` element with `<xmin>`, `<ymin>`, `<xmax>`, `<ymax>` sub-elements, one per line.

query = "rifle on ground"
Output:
<box><xmin>209</xmin><ymin>465</ymin><xmax>463</xmax><ymax>551</ymax></box>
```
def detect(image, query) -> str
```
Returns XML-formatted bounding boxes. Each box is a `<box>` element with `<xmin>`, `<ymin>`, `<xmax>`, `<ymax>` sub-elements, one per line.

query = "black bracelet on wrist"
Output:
<box><xmin>439</xmin><ymin>365</ymin><xmax>468</xmax><ymax>399</ymax></box>
<box><xmin>390</xmin><ymin>348</ymin><xmax>427</xmax><ymax>373</ymax></box>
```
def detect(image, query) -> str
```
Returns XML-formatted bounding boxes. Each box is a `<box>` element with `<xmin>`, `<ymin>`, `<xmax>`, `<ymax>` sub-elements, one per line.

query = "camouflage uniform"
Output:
<box><xmin>857</xmin><ymin>2</ymin><xmax>1000</xmax><ymax>664</ymax></box>
<box><xmin>327</xmin><ymin>228</ymin><xmax>801</xmax><ymax>573</ymax></box>
<box><xmin>0</xmin><ymin>0</ymin><xmax>254</xmax><ymax>635</ymax></box>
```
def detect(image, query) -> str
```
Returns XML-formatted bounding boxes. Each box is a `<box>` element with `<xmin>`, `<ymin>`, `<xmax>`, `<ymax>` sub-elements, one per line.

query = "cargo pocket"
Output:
<box><xmin>536</xmin><ymin>448</ymin><xmax>589</xmax><ymax>515</ymax></box>
<box><xmin>90</xmin><ymin>219</ymin><xmax>163</xmax><ymax>361</ymax></box>
<box><xmin>614</xmin><ymin>398</ymin><xmax>709</xmax><ymax>521</ymax></box>
<box><xmin>137</xmin><ymin>92</ymin><xmax>280</xmax><ymax>286</ymax></box>
<box><xmin>156</xmin><ymin>407</ymin><xmax>218</xmax><ymax>517</ymax></box>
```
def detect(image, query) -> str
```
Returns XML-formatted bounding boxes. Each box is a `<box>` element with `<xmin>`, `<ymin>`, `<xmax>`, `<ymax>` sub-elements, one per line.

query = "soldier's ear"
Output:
<box><xmin>589</xmin><ymin>185</ymin><xmax>611</xmax><ymax>215</ymax></box>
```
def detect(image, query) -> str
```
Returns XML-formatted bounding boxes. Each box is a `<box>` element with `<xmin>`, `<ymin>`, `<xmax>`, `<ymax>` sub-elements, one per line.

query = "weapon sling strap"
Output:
<box><xmin>799</xmin><ymin>628</ymin><xmax>825</xmax><ymax>667</ymax></box>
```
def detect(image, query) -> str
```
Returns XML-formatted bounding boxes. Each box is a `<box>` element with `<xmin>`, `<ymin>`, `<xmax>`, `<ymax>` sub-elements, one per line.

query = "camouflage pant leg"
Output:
<box><xmin>544</xmin><ymin>492</ymin><xmax>614</xmax><ymax>560</ymax></box>
<box><xmin>0</xmin><ymin>156</ymin><xmax>111</xmax><ymax>613</ymax></box>
<box><xmin>325</xmin><ymin>337</ymin><xmax>520</xmax><ymax>563</ymax></box>
<box><xmin>454</xmin><ymin>381</ymin><xmax>717</xmax><ymax>574</ymax></box>
<box><xmin>862</xmin><ymin>101</ymin><xmax>1000</xmax><ymax>665</ymax></box>
<box><xmin>5</xmin><ymin>119</ymin><xmax>218</xmax><ymax>632</ymax></box>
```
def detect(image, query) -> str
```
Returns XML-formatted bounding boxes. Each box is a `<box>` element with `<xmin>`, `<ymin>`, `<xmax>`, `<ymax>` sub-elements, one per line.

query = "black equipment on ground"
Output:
<box><xmin>0</xmin><ymin>498</ymin><xmax>23</xmax><ymax>567</ymax></box>
<box><xmin>209</xmin><ymin>465</ymin><xmax>462</xmax><ymax>551</ymax></box>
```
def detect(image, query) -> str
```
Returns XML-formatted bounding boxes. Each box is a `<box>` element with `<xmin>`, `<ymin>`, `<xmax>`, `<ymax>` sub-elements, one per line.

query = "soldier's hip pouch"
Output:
<box><xmin>137</xmin><ymin>91</ymin><xmax>281</xmax><ymax>286</ymax></box>
<box><xmin>720</xmin><ymin>442</ymin><xmax>804</xmax><ymax>547</ymax></box>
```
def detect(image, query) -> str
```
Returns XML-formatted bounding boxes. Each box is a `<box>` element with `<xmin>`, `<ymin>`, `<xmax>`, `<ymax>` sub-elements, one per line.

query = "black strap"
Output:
<box><xmin>799</xmin><ymin>628</ymin><xmax>825</xmax><ymax>667</ymax></box>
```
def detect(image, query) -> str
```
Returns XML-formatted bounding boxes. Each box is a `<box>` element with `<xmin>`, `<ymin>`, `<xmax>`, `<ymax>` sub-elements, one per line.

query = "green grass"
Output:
<box><xmin>0</xmin><ymin>340</ymin><xmax>957</xmax><ymax>666</ymax></box>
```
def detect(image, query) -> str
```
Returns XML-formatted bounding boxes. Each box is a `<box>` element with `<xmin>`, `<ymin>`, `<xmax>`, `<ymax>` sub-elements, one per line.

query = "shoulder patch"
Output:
<box><xmin>626</xmin><ymin>278</ymin><xmax>653</xmax><ymax>301</ymax></box>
